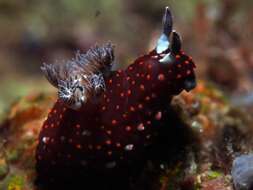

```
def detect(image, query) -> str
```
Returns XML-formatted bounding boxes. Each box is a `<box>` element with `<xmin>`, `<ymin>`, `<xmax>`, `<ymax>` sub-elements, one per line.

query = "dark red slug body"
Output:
<box><xmin>36</xmin><ymin>7</ymin><xmax>196</xmax><ymax>189</ymax></box>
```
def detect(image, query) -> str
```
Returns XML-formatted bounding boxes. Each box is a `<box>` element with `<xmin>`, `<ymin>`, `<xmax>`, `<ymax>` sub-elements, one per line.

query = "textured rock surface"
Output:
<box><xmin>232</xmin><ymin>154</ymin><xmax>253</xmax><ymax>190</ymax></box>
<box><xmin>0</xmin><ymin>93</ymin><xmax>56</xmax><ymax>190</ymax></box>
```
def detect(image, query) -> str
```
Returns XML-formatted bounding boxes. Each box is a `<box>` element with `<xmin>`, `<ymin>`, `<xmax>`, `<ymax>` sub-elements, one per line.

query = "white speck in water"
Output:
<box><xmin>42</xmin><ymin>137</ymin><xmax>48</xmax><ymax>143</ymax></box>
<box><xmin>160</xmin><ymin>164</ymin><xmax>165</xmax><ymax>170</ymax></box>
<box><xmin>137</xmin><ymin>123</ymin><xmax>145</xmax><ymax>131</ymax></box>
<box><xmin>125</xmin><ymin>144</ymin><xmax>134</xmax><ymax>151</ymax></box>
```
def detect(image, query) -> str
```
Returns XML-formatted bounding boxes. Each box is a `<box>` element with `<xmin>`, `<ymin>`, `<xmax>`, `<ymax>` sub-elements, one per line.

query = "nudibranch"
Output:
<box><xmin>36</xmin><ymin>7</ymin><xmax>196</xmax><ymax>187</ymax></box>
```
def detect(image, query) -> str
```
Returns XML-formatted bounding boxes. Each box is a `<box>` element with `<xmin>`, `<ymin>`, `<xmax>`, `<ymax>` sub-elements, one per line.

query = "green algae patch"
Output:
<box><xmin>0</xmin><ymin>158</ymin><xmax>9</xmax><ymax>179</ymax></box>
<box><xmin>207</xmin><ymin>170</ymin><xmax>222</xmax><ymax>180</ymax></box>
<box><xmin>7</xmin><ymin>175</ymin><xmax>25</xmax><ymax>190</ymax></box>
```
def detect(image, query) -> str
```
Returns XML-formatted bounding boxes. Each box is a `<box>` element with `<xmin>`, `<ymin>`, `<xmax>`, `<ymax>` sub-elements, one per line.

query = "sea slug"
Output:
<box><xmin>36</xmin><ymin>7</ymin><xmax>196</xmax><ymax>188</ymax></box>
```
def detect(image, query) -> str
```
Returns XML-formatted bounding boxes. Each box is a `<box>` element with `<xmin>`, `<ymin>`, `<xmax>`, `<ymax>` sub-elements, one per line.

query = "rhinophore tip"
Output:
<box><xmin>156</xmin><ymin>6</ymin><xmax>173</xmax><ymax>54</ymax></box>
<box><xmin>163</xmin><ymin>6</ymin><xmax>173</xmax><ymax>37</ymax></box>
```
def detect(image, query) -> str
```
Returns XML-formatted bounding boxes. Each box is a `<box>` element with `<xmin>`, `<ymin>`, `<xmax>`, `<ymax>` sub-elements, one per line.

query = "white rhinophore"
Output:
<box><xmin>159</xmin><ymin>52</ymin><xmax>173</xmax><ymax>64</ymax></box>
<box><xmin>156</xmin><ymin>34</ymin><xmax>170</xmax><ymax>54</ymax></box>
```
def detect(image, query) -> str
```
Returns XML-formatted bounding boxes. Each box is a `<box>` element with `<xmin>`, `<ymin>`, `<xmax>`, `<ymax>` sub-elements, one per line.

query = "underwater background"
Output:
<box><xmin>0</xmin><ymin>0</ymin><xmax>253</xmax><ymax>189</ymax></box>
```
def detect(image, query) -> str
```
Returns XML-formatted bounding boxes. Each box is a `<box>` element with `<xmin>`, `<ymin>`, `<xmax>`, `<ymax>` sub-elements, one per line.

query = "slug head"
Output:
<box><xmin>155</xmin><ymin>7</ymin><xmax>196</xmax><ymax>94</ymax></box>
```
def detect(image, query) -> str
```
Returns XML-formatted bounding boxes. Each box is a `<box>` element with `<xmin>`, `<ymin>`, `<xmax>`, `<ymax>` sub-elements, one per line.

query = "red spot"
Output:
<box><xmin>147</xmin><ymin>121</ymin><xmax>151</xmax><ymax>125</ymax></box>
<box><xmin>136</xmin><ymin>73</ymin><xmax>140</xmax><ymax>77</ymax></box>
<box><xmin>116</xmin><ymin>143</ymin><xmax>121</xmax><ymax>147</ymax></box>
<box><xmin>51</xmin><ymin>124</ymin><xmax>54</xmax><ymax>128</ymax></box>
<box><xmin>177</xmin><ymin>64</ymin><xmax>182</xmax><ymax>68</ymax></box>
<box><xmin>138</xmin><ymin>104</ymin><xmax>143</xmax><ymax>109</ymax></box>
<box><xmin>127</xmin><ymin>90</ymin><xmax>132</xmax><ymax>95</ymax></box>
<box><xmin>116</xmin><ymin>73</ymin><xmax>120</xmax><ymax>77</ymax></box>
<box><xmin>123</xmin><ymin>114</ymin><xmax>127</xmax><ymax>118</ymax></box>
<box><xmin>140</xmin><ymin>84</ymin><xmax>145</xmax><ymax>90</ymax></box>
<box><xmin>145</xmin><ymin>96</ymin><xmax>151</xmax><ymax>101</ymax></box>
<box><xmin>148</xmin><ymin>64</ymin><xmax>152</xmax><ymax>69</ymax></box>
<box><xmin>128</xmin><ymin>66</ymin><xmax>133</xmax><ymax>71</ymax></box>
<box><xmin>126</xmin><ymin>76</ymin><xmax>131</xmax><ymax>81</ymax></box>
<box><xmin>176</xmin><ymin>55</ymin><xmax>181</xmax><ymax>59</ymax></box>
<box><xmin>126</xmin><ymin>126</ymin><xmax>131</xmax><ymax>131</ymax></box>
<box><xmin>176</xmin><ymin>74</ymin><xmax>182</xmax><ymax>79</ymax></box>
<box><xmin>155</xmin><ymin>111</ymin><xmax>162</xmax><ymax>120</ymax></box>
<box><xmin>75</xmin><ymin>124</ymin><xmax>81</xmax><ymax>129</ymax></box>
<box><xmin>116</xmin><ymin>105</ymin><xmax>120</xmax><ymax>110</ymax></box>
<box><xmin>120</xmin><ymin>93</ymin><xmax>124</xmax><ymax>97</ymax></box>
<box><xmin>76</xmin><ymin>144</ymin><xmax>82</xmax><ymax>149</ymax></box>
<box><xmin>106</xmin><ymin>140</ymin><xmax>112</xmax><ymax>145</ymax></box>
<box><xmin>187</xmin><ymin>70</ymin><xmax>191</xmax><ymax>75</ymax></box>
<box><xmin>130</xmin><ymin>106</ymin><xmax>135</xmax><ymax>112</ymax></box>
<box><xmin>158</xmin><ymin>74</ymin><xmax>165</xmax><ymax>81</ymax></box>
<box><xmin>107</xmin><ymin>130</ymin><xmax>112</xmax><ymax>135</ymax></box>
<box><xmin>185</xmin><ymin>60</ymin><xmax>190</xmax><ymax>64</ymax></box>
<box><xmin>139</xmin><ymin>61</ymin><xmax>144</xmax><ymax>65</ymax></box>
<box><xmin>131</xmin><ymin>80</ymin><xmax>136</xmax><ymax>85</ymax></box>
<box><xmin>117</xmin><ymin>83</ymin><xmax>121</xmax><ymax>87</ymax></box>
<box><xmin>146</xmin><ymin>74</ymin><xmax>151</xmax><ymax>80</ymax></box>
<box><xmin>109</xmin><ymin>79</ymin><xmax>113</xmax><ymax>84</ymax></box>
<box><xmin>101</xmin><ymin>106</ymin><xmax>106</xmax><ymax>111</ymax></box>
<box><xmin>59</xmin><ymin>114</ymin><xmax>63</xmax><ymax>119</ymax></box>
<box><xmin>112</xmin><ymin>120</ymin><xmax>117</xmax><ymax>125</ymax></box>
<box><xmin>107</xmin><ymin>151</ymin><xmax>112</xmax><ymax>156</ymax></box>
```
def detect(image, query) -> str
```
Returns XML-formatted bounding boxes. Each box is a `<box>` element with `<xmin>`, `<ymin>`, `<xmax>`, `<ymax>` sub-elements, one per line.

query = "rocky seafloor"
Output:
<box><xmin>0</xmin><ymin>81</ymin><xmax>253</xmax><ymax>190</ymax></box>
